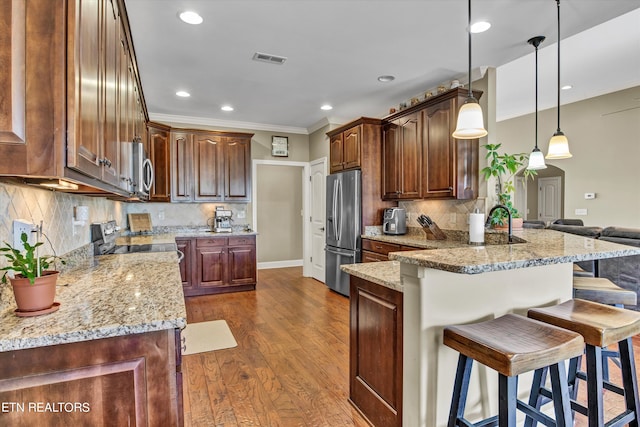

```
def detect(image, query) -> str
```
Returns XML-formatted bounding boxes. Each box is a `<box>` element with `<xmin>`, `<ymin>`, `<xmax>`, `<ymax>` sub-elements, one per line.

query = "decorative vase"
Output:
<box><xmin>10</xmin><ymin>270</ymin><xmax>59</xmax><ymax>312</ymax></box>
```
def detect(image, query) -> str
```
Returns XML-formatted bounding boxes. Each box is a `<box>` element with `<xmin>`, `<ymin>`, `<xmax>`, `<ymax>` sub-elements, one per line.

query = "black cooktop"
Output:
<box><xmin>108</xmin><ymin>243</ymin><xmax>177</xmax><ymax>255</ymax></box>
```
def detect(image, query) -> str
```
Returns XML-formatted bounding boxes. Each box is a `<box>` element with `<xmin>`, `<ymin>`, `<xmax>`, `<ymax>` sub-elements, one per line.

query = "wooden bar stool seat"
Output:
<box><xmin>444</xmin><ymin>314</ymin><xmax>584</xmax><ymax>427</ymax></box>
<box><xmin>573</xmin><ymin>276</ymin><xmax>637</xmax><ymax>307</ymax></box>
<box><xmin>528</xmin><ymin>299</ymin><xmax>640</xmax><ymax>427</ymax></box>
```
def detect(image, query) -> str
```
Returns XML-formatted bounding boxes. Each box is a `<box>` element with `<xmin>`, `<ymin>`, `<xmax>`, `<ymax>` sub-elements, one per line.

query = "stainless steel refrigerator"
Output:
<box><xmin>325</xmin><ymin>169</ymin><xmax>361</xmax><ymax>296</ymax></box>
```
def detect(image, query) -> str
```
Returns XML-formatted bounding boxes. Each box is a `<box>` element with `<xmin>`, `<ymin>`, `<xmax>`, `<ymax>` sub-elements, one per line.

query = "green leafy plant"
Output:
<box><xmin>0</xmin><ymin>233</ymin><xmax>64</xmax><ymax>285</ymax></box>
<box><xmin>481</xmin><ymin>143</ymin><xmax>538</xmax><ymax>226</ymax></box>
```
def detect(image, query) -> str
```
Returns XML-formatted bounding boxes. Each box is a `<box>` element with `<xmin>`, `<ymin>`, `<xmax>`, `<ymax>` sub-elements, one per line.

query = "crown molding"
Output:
<box><xmin>149</xmin><ymin>113</ymin><xmax>309</xmax><ymax>135</ymax></box>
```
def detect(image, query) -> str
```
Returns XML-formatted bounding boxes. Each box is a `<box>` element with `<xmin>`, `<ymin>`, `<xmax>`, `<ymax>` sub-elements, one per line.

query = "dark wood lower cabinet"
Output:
<box><xmin>180</xmin><ymin>235</ymin><xmax>256</xmax><ymax>296</ymax></box>
<box><xmin>0</xmin><ymin>329</ymin><xmax>182</xmax><ymax>426</ymax></box>
<box><xmin>350</xmin><ymin>276</ymin><xmax>403</xmax><ymax>427</ymax></box>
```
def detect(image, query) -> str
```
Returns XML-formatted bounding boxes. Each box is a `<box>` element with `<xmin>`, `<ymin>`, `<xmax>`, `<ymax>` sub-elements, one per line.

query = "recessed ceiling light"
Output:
<box><xmin>561</xmin><ymin>85</ymin><xmax>573</xmax><ymax>90</ymax></box>
<box><xmin>321</xmin><ymin>104</ymin><xmax>333</xmax><ymax>111</ymax></box>
<box><xmin>176</xmin><ymin>91</ymin><xmax>190</xmax><ymax>97</ymax></box>
<box><xmin>221</xmin><ymin>105</ymin><xmax>234</xmax><ymax>112</ymax></box>
<box><xmin>377</xmin><ymin>75</ymin><xmax>395</xmax><ymax>82</ymax></box>
<box><xmin>179</xmin><ymin>11</ymin><xmax>203</xmax><ymax>25</ymax></box>
<box><xmin>470</xmin><ymin>21</ymin><xmax>491</xmax><ymax>33</ymax></box>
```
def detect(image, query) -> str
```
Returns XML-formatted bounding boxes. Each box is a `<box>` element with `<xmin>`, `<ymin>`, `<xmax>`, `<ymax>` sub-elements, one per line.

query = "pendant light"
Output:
<box><xmin>527</xmin><ymin>36</ymin><xmax>547</xmax><ymax>170</ymax></box>
<box><xmin>452</xmin><ymin>0</ymin><xmax>487</xmax><ymax>139</ymax></box>
<box><xmin>546</xmin><ymin>0</ymin><xmax>572</xmax><ymax>159</ymax></box>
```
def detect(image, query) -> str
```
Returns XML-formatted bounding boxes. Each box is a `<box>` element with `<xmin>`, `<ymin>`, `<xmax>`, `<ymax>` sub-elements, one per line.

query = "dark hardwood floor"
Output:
<box><xmin>183</xmin><ymin>267</ymin><xmax>640</xmax><ymax>427</ymax></box>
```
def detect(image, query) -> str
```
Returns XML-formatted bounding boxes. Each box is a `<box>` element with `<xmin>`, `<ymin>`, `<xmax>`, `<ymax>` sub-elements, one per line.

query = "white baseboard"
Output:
<box><xmin>258</xmin><ymin>259</ymin><xmax>303</xmax><ymax>270</ymax></box>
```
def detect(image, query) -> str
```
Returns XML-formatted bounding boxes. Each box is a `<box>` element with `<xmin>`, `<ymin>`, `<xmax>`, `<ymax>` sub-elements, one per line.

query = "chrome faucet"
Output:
<box><xmin>486</xmin><ymin>204</ymin><xmax>513</xmax><ymax>243</ymax></box>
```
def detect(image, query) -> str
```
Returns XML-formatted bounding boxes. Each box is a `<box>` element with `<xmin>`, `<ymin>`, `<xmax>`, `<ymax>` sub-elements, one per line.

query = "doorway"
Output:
<box><xmin>516</xmin><ymin>164</ymin><xmax>565</xmax><ymax>222</ymax></box>
<box><xmin>252</xmin><ymin>160</ymin><xmax>308</xmax><ymax>270</ymax></box>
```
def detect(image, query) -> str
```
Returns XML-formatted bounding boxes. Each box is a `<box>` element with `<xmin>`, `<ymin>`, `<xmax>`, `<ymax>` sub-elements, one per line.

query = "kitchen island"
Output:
<box><xmin>0</xmin><ymin>251</ymin><xmax>187</xmax><ymax>426</ymax></box>
<box><xmin>343</xmin><ymin>228</ymin><xmax>640</xmax><ymax>427</ymax></box>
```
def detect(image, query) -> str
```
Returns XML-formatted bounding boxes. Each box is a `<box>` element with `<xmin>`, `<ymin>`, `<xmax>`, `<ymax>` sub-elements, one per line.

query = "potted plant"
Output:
<box><xmin>481</xmin><ymin>143</ymin><xmax>538</xmax><ymax>229</ymax></box>
<box><xmin>1</xmin><ymin>232</ymin><xmax>65</xmax><ymax>314</ymax></box>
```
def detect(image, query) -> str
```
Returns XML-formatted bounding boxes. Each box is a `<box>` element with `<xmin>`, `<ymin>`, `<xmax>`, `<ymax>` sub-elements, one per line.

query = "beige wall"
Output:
<box><xmin>497</xmin><ymin>86</ymin><xmax>640</xmax><ymax>227</ymax></box>
<box><xmin>309</xmin><ymin>124</ymin><xmax>331</xmax><ymax>163</ymax></box>
<box><xmin>255</xmin><ymin>164</ymin><xmax>303</xmax><ymax>263</ymax></box>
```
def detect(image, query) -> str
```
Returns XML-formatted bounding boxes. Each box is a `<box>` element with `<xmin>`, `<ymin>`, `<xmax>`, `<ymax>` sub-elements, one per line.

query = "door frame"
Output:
<box><xmin>252</xmin><ymin>159</ymin><xmax>310</xmax><ymax>275</ymax></box>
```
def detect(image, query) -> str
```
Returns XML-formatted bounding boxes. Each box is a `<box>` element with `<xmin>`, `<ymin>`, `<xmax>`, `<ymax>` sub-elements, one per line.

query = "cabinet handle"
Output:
<box><xmin>449</xmin><ymin>186</ymin><xmax>453</xmax><ymax>191</ymax></box>
<box><xmin>375</xmin><ymin>245</ymin><xmax>382</xmax><ymax>250</ymax></box>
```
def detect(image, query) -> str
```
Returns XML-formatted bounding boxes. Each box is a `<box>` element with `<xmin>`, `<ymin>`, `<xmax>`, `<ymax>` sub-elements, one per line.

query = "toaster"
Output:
<box><xmin>382</xmin><ymin>208</ymin><xmax>407</xmax><ymax>235</ymax></box>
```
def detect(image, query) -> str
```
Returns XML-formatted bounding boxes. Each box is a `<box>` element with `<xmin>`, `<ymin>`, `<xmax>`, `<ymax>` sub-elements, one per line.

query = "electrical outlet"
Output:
<box><xmin>13</xmin><ymin>219</ymin><xmax>37</xmax><ymax>252</ymax></box>
<box><xmin>237</xmin><ymin>211</ymin><xmax>246</xmax><ymax>219</ymax></box>
<box><xmin>575</xmin><ymin>208</ymin><xmax>588</xmax><ymax>216</ymax></box>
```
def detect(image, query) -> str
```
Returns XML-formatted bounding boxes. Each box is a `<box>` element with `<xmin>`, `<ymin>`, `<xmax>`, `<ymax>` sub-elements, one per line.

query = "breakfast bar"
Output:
<box><xmin>343</xmin><ymin>228</ymin><xmax>640</xmax><ymax>427</ymax></box>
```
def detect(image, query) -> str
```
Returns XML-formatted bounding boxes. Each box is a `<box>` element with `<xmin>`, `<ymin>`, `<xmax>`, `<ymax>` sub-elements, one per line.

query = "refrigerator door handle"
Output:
<box><xmin>336</xmin><ymin>179</ymin><xmax>342</xmax><ymax>238</ymax></box>
<box><xmin>333</xmin><ymin>180</ymin><xmax>339</xmax><ymax>238</ymax></box>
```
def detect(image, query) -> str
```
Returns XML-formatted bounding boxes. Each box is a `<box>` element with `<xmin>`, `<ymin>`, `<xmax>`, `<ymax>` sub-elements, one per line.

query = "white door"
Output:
<box><xmin>538</xmin><ymin>176</ymin><xmax>562</xmax><ymax>223</ymax></box>
<box><xmin>309</xmin><ymin>159</ymin><xmax>326</xmax><ymax>282</ymax></box>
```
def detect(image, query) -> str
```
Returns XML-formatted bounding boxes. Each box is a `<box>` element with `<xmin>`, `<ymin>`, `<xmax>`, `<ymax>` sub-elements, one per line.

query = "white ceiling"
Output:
<box><xmin>124</xmin><ymin>1</ymin><xmax>640</xmax><ymax>134</ymax></box>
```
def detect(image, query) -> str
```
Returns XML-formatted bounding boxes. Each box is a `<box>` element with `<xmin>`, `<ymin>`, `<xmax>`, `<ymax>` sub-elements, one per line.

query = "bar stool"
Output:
<box><xmin>528</xmin><ymin>299</ymin><xmax>640</xmax><ymax>426</ymax></box>
<box><xmin>444</xmin><ymin>314</ymin><xmax>584</xmax><ymax>427</ymax></box>
<box><xmin>573</xmin><ymin>276</ymin><xmax>638</xmax><ymax>381</ymax></box>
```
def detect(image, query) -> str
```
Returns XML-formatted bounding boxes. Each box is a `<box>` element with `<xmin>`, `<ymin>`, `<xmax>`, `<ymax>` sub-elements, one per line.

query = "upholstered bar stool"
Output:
<box><xmin>528</xmin><ymin>299</ymin><xmax>640</xmax><ymax>427</ymax></box>
<box><xmin>444</xmin><ymin>314</ymin><xmax>584</xmax><ymax>427</ymax></box>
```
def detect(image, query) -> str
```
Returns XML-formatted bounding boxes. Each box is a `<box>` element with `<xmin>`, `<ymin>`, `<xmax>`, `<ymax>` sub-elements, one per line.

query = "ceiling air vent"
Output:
<box><xmin>252</xmin><ymin>52</ymin><xmax>287</xmax><ymax>65</ymax></box>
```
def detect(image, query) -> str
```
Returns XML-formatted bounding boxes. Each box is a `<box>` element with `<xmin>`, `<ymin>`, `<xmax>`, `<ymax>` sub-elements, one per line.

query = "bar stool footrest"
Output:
<box><xmin>606</xmin><ymin>410</ymin><xmax>636</xmax><ymax>427</ymax></box>
<box><xmin>574</xmin><ymin>371</ymin><xmax>625</xmax><ymax>395</ymax></box>
<box><xmin>517</xmin><ymin>400</ymin><xmax>557</xmax><ymax>427</ymax></box>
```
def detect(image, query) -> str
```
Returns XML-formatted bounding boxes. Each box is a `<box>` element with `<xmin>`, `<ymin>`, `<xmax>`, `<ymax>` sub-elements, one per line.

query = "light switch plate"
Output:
<box><xmin>575</xmin><ymin>208</ymin><xmax>588</xmax><ymax>216</ymax></box>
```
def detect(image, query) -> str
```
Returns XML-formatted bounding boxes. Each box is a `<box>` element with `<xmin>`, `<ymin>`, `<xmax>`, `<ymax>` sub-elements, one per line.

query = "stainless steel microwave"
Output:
<box><xmin>131</xmin><ymin>141</ymin><xmax>154</xmax><ymax>201</ymax></box>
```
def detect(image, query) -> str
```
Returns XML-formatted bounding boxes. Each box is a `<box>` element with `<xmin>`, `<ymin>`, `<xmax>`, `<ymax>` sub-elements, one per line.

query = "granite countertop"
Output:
<box><xmin>386</xmin><ymin>228</ymin><xmax>640</xmax><ymax>274</ymax></box>
<box><xmin>116</xmin><ymin>230</ymin><xmax>257</xmax><ymax>245</ymax></box>
<box><xmin>341</xmin><ymin>261</ymin><xmax>402</xmax><ymax>292</ymax></box>
<box><xmin>0</xmin><ymin>251</ymin><xmax>187</xmax><ymax>352</ymax></box>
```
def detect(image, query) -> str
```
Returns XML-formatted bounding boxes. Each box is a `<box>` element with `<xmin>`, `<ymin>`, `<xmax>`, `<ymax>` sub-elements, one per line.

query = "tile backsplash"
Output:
<box><xmin>0</xmin><ymin>181</ymin><xmax>125</xmax><ymax>269</ymax></box>
<box><xmin>400</xmin><ymin>198</ymin><xmax>487</xmax><ymax>230</ymax></box>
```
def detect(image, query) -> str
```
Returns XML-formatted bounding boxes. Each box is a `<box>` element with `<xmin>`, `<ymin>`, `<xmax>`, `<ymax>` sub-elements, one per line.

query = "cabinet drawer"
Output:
<box><xmin>228</xmin><ymin>236</ymin><xmax>256</xmax><ymax>246</ymax></box>
<box><xmin>362</xmin><ymin>251</ymin><xmax>390</xmax><ymax>263</ymax></box>
<box><xmin>400</xmin><ymin>245</ymin><xmax>421</xmax><ymax>251</ymax></box>
<box><xmin>196</xmin><ymin>237</ymin><xmax>227</xmax><ymax>247</ymax></box>
<box><xmin>362</xmin><ymin>239</ymin><xmax>400</xmax><ymax>255</ymax></box>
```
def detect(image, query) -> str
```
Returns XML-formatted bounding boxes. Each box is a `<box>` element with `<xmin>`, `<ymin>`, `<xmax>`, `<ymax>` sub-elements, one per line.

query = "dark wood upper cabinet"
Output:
<box><xmin>147</xmin><ymin>122</ymin><xmax>171</xmax><ymax>202</ymax></box>
<box><xmin>382</xmin><ymin>113</ymin><xmax>421</xmax><ymax>200</ymax></box>
<box><xmin>224</xmin><ymin>137</ymin><xmax>251</xmax><ymax>201</ymax></box>
<box><xmin>327</xmin><ymin>118</ymin><xmax>396</xmax><ymax>227</ymax></box>
<box><xmin>382</xmin><ymin>88</ymin><xmax>480</xmax><ymax>200</ymax></box>
<box><xmin>194</xmin><ymin>134</ymin><xmax>224</xmax><ymax>202</ymax></box>
<box><xmin>170</xmin><ymin>130</ymin><xmax>253</xmax><ymax>203</ymax></box>
<box><xmin>0</xmin><ymin>0</ymin><xmax>147</xmax><ymax>197</ymax></box>
<box><xmin>422</xmin><ymin>98</ymin><xmax>454</xmax><ymax>198</ymax></box>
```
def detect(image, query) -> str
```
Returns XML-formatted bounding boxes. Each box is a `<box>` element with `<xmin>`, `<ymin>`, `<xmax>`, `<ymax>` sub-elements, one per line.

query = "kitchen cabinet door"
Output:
<box><xmin>382</xmin><ymin>114</ymin><xmax>421</xmax><ymax>200</ymax></box>
<box><xmin>196</xmin><ymin>246</ymin><xmax>226</xmax><ymax>289</ymax></box>
<box><xmin>362</xmin><ymin>251</ymin><xmax>389</xmax><ymax>263</ymax></box>
<box><xmin>68</xmin><ymin>0</ymin><xmax>102</xmax><ymax>180</ymax></box>
<box><xmin>193</xmin><ymin>134</ymin><xmax>224</xmax><ymax>202</ymax></box>
<box><xmin>176</xmin><ymin>238</ymin><xmax>194</xmax><ymax>292</ymax></box>
<box><xmin>329</xmin><ymin>134</ymin><xmax>344</xmax><ymax>173</ymax></box>
<box><xmin>102</xmin><ymin>0</ymin><xmax>120</xmax><ymax>187</ymax></box>
<box><xmin>170</xmin><ymin>132</ymin><xmax>193</xmax><ymax>202</ymax></box>
<box><xmin>350</xmin><ymin>275</ymin><xmax>403</xmax><ymax>427</ymax></box>
<box><xmin>224</xmin><ymin>137</ymin><xmax>251</xmax><ymax>201</ymax></box>
<box><xmin>422</xmin><ymin>99</ymin><xmax>454</xmax><ymax>198</ymax></box>
<box><xmin>228</xmin><ymin>239</ymin><xmax>257</xmax><ymax>286</ymax></box>
<box><xmin>148</xmin><ymin>124</ymin><xmax>171</xmax><ymax>202</ymax></box>
<box><xmin>342</xmin><ymin>126</ymin><xmax>361</xmax><ymax>170</ymax></box>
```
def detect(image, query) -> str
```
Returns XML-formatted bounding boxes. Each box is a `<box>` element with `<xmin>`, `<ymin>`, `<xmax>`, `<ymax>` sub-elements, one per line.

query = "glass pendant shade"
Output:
<box><xmin>527</xmin><ymin>148</ymin><xmax>547</xmax><ymax>170</ymax></box>
<box><xmin>546</xmin><ymin>131</ymin><xmax>572</xmax><ymax>159</ymax></box>
<box><xmin>452</xmin><ymin>100</ymin><xmax>487</xmax><ymax>139</ymax></box>
<box><xmin>452</xmin><ymin>0</ymin><xmax>487</xmax><ymax>140</ymax></box>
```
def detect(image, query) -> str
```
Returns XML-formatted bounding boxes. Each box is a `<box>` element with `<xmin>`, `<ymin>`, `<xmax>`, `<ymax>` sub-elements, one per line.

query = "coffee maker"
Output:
<box><xmin>213</xmin><ymin>208</ymin><xmax>233</xmax><ymax>233</ymax></box>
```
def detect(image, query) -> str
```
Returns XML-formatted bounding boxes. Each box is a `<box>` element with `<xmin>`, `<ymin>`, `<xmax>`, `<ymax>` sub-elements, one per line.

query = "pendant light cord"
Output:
<box><xmin>556</xmin><ymin>0</ymin><xmax>561</xmax><ymax>133</ymax></box>
<box><xmin>535</xmin><ymin>43</ymin><xmax>539</xmax><ymax>149</ymax></box>
<box><xmin>467</xmin><ymin>0</ymin><xmax>473</xmax><ymax>97</ymax></box>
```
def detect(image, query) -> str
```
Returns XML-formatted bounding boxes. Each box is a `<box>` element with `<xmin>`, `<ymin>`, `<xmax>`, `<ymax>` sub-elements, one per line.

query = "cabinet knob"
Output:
<box><xmin>449</xmin><ymin>186</ymin><xmax>453</xmax><ymax>191</ymax></box>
